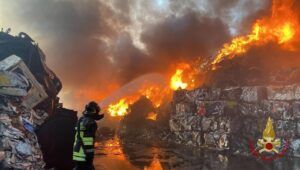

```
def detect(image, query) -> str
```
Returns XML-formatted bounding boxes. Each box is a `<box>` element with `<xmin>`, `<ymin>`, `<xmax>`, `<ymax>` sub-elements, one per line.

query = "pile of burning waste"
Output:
<box><xmin>100</xmin><ymin>0</ymin><xmax>300</xmax><ymax>160</ymax></box>
<box><xmin>168</xmin><ymin>0</ymin><xmax>300</xmax><ymax>159</ymax></box>
<box><xmin>117</xmin><ymin>96</ymin><xmax>171</xmax><ymax>145</ymax></box>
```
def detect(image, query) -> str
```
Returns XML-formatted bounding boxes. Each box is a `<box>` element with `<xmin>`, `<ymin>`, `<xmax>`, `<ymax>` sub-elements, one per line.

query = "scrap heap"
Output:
<box><xmin>0</xmin><ymin>55</ymin><xmax>47</xmax><ymax>169</ymax></box>
<box><xmin>0</xmin><ymin>31</ymin><xmax>76</xmax><ymax>169</ymax></box>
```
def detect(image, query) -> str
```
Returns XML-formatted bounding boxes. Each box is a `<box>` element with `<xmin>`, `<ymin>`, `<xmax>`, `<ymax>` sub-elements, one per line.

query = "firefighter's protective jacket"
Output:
<box><xmin>73</xmin><ymin>114</ymin><xmax>100</xmax><ymax>162</ymax></box>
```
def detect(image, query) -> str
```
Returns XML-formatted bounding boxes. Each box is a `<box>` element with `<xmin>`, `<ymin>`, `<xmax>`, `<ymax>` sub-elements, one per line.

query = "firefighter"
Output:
<box><xmin>73</xmin><ymin>101</ymin><xmax>104</xmax><ymax>170</ymax></box>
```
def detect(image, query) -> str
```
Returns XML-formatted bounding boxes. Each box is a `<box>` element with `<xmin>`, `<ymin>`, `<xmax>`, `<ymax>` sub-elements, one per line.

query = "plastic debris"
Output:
<box><xmin>22</xmin><ymin>118</ymin><xmax>35</xmax><ymax>133</ymax></box>
<box><xmin>16</xmin><ymin>142</ymin><xmax>32</xmax><ymax>156</ymax></box>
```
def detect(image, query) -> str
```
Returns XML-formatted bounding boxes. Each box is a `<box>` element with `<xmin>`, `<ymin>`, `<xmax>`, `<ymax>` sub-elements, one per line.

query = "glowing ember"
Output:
<box><xmin>108</xmin><ymin>99</ymin><xmax>129</xmax><ymax>117</ymax></box>
<box><xmin>170</xmin><ymin>69</ymin><xmax>188</xmax><ymax>90</ymax></box>
<box><xmin>212</xmin><ymin>0</ymin><xmax>298</xmax><ymax>66</ymax></box>
<box><xmin>146</xmin><ymin>112</ymin><xmax>157</xmax><ymax>121</ymax></box>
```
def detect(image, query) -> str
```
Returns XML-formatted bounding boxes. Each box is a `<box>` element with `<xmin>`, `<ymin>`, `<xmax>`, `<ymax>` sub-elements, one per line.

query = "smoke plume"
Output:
<box><xmin>0</xmin><ymin>0</ymin><xmax>270</xmax><ymax>110</ymax></box>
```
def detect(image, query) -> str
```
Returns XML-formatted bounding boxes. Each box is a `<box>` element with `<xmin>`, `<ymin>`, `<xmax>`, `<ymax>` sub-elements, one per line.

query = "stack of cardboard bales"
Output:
<box><xmin>170</xmin><ymin>85</ymin><xmax>300</xmax><ymax>156</ymax></box>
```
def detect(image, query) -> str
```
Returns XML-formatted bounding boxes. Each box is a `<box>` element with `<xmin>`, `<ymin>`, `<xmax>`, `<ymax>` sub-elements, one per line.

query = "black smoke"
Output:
<box><xmin>0</xmin><ymin>0</ymin><xmax>270</xmax><ymax>109</ymax></box>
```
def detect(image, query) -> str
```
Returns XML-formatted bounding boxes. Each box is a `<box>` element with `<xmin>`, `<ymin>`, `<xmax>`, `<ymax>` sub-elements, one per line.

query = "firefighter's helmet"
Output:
<box><xmin>85</xmin><ymin>101</ymin><xmax>101</xmax><ymax>115</ymax></box>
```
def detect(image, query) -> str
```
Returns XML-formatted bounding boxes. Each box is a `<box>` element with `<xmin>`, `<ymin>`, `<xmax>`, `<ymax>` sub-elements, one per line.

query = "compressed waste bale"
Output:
<box><xmin>267</xmin><ymin>85</ymin><xmax>295</xmax><ymax>100</ymax></box>
<box><xmin>173</xmin><ymin>131</ymin><xmax>202</xmax><ymax>146</ymax></box>
<box><xmin>229</xmin><ymin>115</ymin><xmax>261</xmax><ymax>155</ymax></box>
<box><xmin>173</xmin><ymin>89</ymin><xmax>190</xmax><ymax>103</ymax></box>
<box><xmin>170</xmin><ymin>115</ymin><xmax>201</xmax><ymax>132</ymax></box>
<box><xmin>238</xmin><ymin>102</ymin><xmax>263</xmax><ymax>118</ymax></box>
<box><xmin>204</xmin><ymin>132</ymin><xmax>229</xmax><ymax>150</ymax></box>
<box><xmin>220</xmin><ymin>87</ymin><xmax>242</xmax><ymax>101</ymax></box>
<box><xmin>262</xmin><ymin>101</ymin><xmax>293</xmax><ymax>120</ymax></box>
<box><xmin>202</xmin><ymin>115</ymin><xmax>230</xmax><ymax>150</ymax></box>
<box><xmin>293</xmin><ymin>102</ymin><xmax>300</xmax><ymax>119</ymax></box>
<box><xmin>240</xmin><ymin>86</ymin><xmax>266</xmax><ymax>102</ymax></box>
<box><xmin>296</xmin><ymin>120</ymin><xmax>300</xmax><ymax>137</ymax></box>
<box><xmin>191</xmin><ymin>131</ymin><xmax>202</xmax><ymax>146</ymax></box>
<box><xmin>187</xmin><ymin>88</ymin><xmax>221</xmax><ymax>101</ymax></box>
<box><xmin>175</xmin><ymin>103</ymin><xmax>196</xmax><ymax>116</ymax></box>
<box><xmin>290</xmin><ymin>139</ymin><xmax>300</xmax><ymax>157</ymax></box>
<box><xmin>196</xmin><ymin>101</ymin><xmax>225</xmax><ymax>117</ymax></box>
<box><xmin>275</xmin><ymin>120</ymin><xmax>296</xmax><ymax>138</ymax></box>
<box><xmin>295</xmin><ymin>85</ymin><xmax>300</xmax><ymax>100</ymax></box>
<box><xmin>169</xmin><ymin>117</ymin><xmax>183</xmax><ymax>132</ymax></box>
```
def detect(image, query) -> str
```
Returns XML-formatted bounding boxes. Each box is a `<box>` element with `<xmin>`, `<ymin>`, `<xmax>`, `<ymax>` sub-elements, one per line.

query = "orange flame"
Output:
<box><xmin>170</xmin><ymin>69</ymin><xmax>188</xmax><ymax>90</ymax></box>
<box><xmin>212</xmin><ymin>0</ymin><xmax>298</xmax><ymax>66</ymax></box>
<box><xmin>108</xmin><ymin>99</ymin><xmax>129</xmax><ymax>117</ymax></box>
<box><xmin>107</xmin><ymin>62</ymin><xmax>200</xmax><ymax>117</ymax></box>
<box><xmin>107</xmin><ymin>85</ymin><xmax>170</xmax><ymax>117</ymax></box>
<box><xmin>170</xmin><ymin>63</ymin><xmax>199</xmax><ymax>90</ymax></box>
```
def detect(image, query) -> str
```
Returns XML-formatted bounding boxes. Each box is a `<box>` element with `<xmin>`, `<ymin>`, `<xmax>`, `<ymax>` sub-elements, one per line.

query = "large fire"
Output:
<box><xmin>107</xmin><ymin>0</ymin><xmax>298</xmax><ymax>117</ymax></box>
<box><xmin>106</xmin><ymin>0</ymin><xmax>297</xmax><ymax>118</ymax></box>
<box><xmin>107</xmin><ymin>63</ymin><xmax>199</xmax><ymax>117</ymax></box>
<box><xmin>107</xmin><ymin>85</ymin><xmax>169</xmax><ymax>117</ymax></box>
<box><xmin>211</xmin><ymin>0</ymin><xmax>298</xmax><ymax>66</ymax></box>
